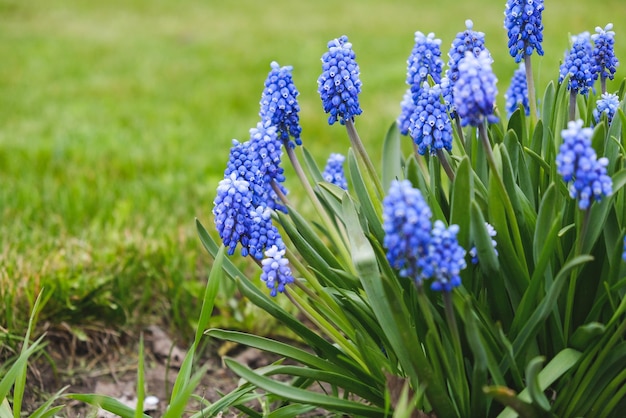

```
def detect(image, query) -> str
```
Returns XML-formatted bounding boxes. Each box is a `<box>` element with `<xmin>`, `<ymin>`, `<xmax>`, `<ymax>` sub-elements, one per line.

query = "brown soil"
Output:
<box><xmin>20</xmin><ymin>323</ymin><xmax>276</xmax><ymax>417</ymax></box>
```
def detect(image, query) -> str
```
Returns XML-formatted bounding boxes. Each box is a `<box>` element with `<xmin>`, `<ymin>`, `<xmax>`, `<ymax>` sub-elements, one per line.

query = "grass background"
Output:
<box><xmin>0</xmin><ymin>0</ymin><xmax>624</xmax><ymax>340</ymax></box>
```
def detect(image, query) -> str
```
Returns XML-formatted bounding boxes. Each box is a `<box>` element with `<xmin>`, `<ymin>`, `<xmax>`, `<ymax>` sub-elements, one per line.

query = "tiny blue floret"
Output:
<box><xmin>453</xmin><ymin>50</ymin><xmax>499</xmax><ymax>127</ymax></box>
<box><xmin>260</xmin><ymin>245</ymin><xmax>294</xmax><ymax>297</ymax></box>
<box><xmin>505</xmin><ymin>64</ymin><xmax>530</xmax><ymax>116</ymax></box>
<box><xmin>469</xmin><ymin>223</ymin><xmax>498</xmax><ymax>265</ymax></box>
<box><xmin>317</xmin><ymin>35</ymin><xmax>363</xmax><ymax>125</ymax></box>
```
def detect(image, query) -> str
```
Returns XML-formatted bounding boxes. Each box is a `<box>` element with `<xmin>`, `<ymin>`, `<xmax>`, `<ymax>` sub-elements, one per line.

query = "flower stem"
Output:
<box><xmin>569</xmin><ymin>90</ymin><xmax>577</xmax><ymax>121</ymax></box>
<box><xmin>454</xmin><ymin>114</ymin><xmax>466</xmax><ymax>150</ymax></box>
<box><xmin>284</xmin><ymin>145</ymin><xmax>353</xmax><ymax>269</ymax></box>
<box><xmin>345</xmin><ymin>119</ymin><xmax>384</xmax><ymax>198</ymax></box>
<box><xmin>524</xmin><ymin>54</ymin><xmax>538</xmax><ymax>124</ymax></box>
<box><xmin>601</xmin><ymin>76</ymin><xmax>607</xmax><ymax>94</ymax></box>
<box><xmin>271</xmin><ymin>180</ymin><xmax>291</xmax><ymax>208</ymax></box>
<box><xmin>437</xmin><ymin>148</ymin><xmax>455</xmax><ymax>183</ymax></box>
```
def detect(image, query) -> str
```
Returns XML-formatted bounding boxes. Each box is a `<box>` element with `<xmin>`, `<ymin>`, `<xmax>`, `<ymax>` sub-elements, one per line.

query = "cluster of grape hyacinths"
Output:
<box><xmin>422</xmin><ymin>221</ymin><xmax>467</xmax><ymax>292</ymax></box>
<box><xmin>260</xmin><ymin>61</ymin><xmax>302</xmax><ymax>148</ymax></box>
<box><xmin>505</xmin><ymin>64</ymin><xmax>530</xmax><ymax>116</ymax></box>
<box><xmin>592</xmin><ymin>24</ymin><xmax>619</xmax><ymax>91</ymax></box>
<box><xmin>556</xmin><ymin>120</ymin><xmax>613</xmax><ymax>210</ymax></box>
<box><xmin>446</xmin><ymin>20</ymin><xmax>486</xmax><ymax>87</ymax></box>
<box><xmin>469</xmin><ymin>223</ymin><xmax>498</xmax><ymax>265</ymax></box>
<box><xmin>409</xmin><ymin>82</ymin><xmax>453</xmax><ymax>155</ymax></box>
<box><xmin>317</xmin><ymin>35</ymin><xmax>363</xmax><ymax>125</ymax></box>
<box><xmin>559</xmin><ymin>32</ymin><xmax>595</xmax><ymax>95</ymax></box>
<box><xmin>453</xmin><ymin>50</ymin><xmax>499</xmax><ymax>127</ymax></box>
<box><xmin>593</xmin><ymin>92</ymin><xmax>620</xmax><ymax>125</ymax></box>
<box><xmin>322</xmin><ymin>153</ymin><xmax>348</xmax><ymax>190</ymax></box>
<box><xmin>383</xmin><ymin>180</ymin><xmax>466</xmax><ymax>291</ymax></box>
<box><xmin>214</xmin><ymin>122</ymin><xmax>294</xmax><ymax>296</ymax></box>
<box><xmin>503</xmin><ymin>0</ymin><xmax>544</xmax><ymax>63</ymax></box>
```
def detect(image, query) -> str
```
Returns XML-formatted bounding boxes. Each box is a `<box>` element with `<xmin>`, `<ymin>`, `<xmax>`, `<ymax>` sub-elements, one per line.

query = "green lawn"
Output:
<box><xmin>0</xmin><ymin>0</ymin><xmax>623</xmax><ymax>339</ymax></box>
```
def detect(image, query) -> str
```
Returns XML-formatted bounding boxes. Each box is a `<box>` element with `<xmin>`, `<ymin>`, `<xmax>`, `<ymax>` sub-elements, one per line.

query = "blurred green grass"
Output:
<box><xmin>0</xmin><ymin>0</ymin><xmax>623</xmax><ymax>338</ymax></box>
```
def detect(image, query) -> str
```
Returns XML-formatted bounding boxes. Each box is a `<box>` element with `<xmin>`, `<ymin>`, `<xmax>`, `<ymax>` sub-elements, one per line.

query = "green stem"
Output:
<box><xmin>569</xmin><ymin>89</ymin><xmax>577</xmax><ymax>121</ymax></box>
<box><xmin>524</xmin><ymin>54</ymin><xmax>538</xmax><ymax>125</ymax></box>
<box><xmin>601</xmin><ymin>76</ymin><xmax>607</xmax><ymax>95</ymax></box>
<box><xmin>437</xmin><ymin>148</ymin><xmax>455</xmax><ymax>183</ymax></box>
<box><xmin>284</xmin><ymin>145</ymin><xmax>353</xmax><ymax>268</ymax></box>
<box><xmin>454</xmin><ymin>114</ymin><xmax>466</xmax><ymax>150</ymax></box>
<box><xmin>563</xmin><ymin>208</ymin><xmax>591</xmax><ymax>344</ymax></box>
<box><xmin>345</xmin><ymin>119</ymin><xmax>384</xmax><ymax>198</ymax></box>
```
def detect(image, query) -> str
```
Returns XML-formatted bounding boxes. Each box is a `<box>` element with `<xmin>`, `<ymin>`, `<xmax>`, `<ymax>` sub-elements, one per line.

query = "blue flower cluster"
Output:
<box><xmin>469</xmin><ymin>223</ymin><xmax>498</xmax><ymax>265</ymax></box>
<box><xmin>407</xmin><ymin>32</ymin><xmax>444</xmax><ymax>98</ymax></box>
<box><xmin>593</xmin><ymin>92</ymin><xmax>620</xmax><ymax>125</ymax></box>
<box><xmin>397</xmin><ymin>89</ymin><xmax>415</xmax><ymax>136</ymax></box>
<box><xmin>592</xmin><ymin>24</ymin><xmax>619</xmax><ymax>83</ymax></box>
<box><xmin>213</xmin><ymin>172</ymin><xmax>254</xmax><ymax>257</ymax></box>
<box><xmin>317</xmin><ymin>35</ymin><xmax>363</xmax><ymax>125</ymax></box>
<box><xmin>409</xmin><ymin>82</ymin><xmax>453</xmax><ymax>155</ymax></box>
<box><xmin>322</xmin><ymin>153</ymin><xmax>348</xmax><ymax>190</ymax></box>
<box><xmin>383</xmin><ymin>180</ymin><xmax>433</xmax><ymax>283</ymax></box>
<box><xmin>261</xmin><ymin>245</ymin><xmax>294</xmax><ymax>297</ymax></box>
<box><xmin>422</xmin><ymin>221</ymin><xmax>467</xmax><ymax>292</ymax></box>
<box><xmin>556</xmin><ymin>120</ymin><xmax>613</xmax><ymax>210</ymax></box>
<box><xmin>559</xmin><ymin>32</ymin><xmax>595</xmax><ymax>95</ymax></box>
<box><xmin>505</xmin><ymin>65</ymin><xmax>530</xmax><ymax>116</ymax></box>
<box><xmin>503</xmin><ymin>0</ymin><xmax>544</xmax><ymax>63</ymax></box>
<box><xmin>446</xmin><ymin>20</ymin><xmax>486</xmax><ymax>87</ymax></box>
<box><xmin>383</xmin><ymin>181</ymin><xmax>467</xmax><ymax>291</ymax></box>
<box><xmin>453</xmin><ymin>50</ymin><xmax>499</xmax><ymax>127</ymax></box>
<box><xmin>260</xmin><ymin>61</ymin><xmax>302</xmax><ymax>148</ymax></box>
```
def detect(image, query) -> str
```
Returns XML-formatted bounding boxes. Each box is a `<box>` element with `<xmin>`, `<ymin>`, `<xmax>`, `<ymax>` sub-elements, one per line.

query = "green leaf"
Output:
<box><xmin>570</xmin><ymin>322</ymin><xmax>606</xmax><ymax>351</ymax></box>
<box><xmin>525</xmin><ymin>357</ymin><xmax>551</xmax><ymax>411</ymax></box>
<box><xmin>194</xmin><ymin>245</ymin><xmax>225</xmax><ymax>349</ymax></box>
<box><xmin>66</xmin><ymin>394</ymin><xmax>150</xmax><ymax>418</ymax></box>
<box><xmin>267</xmin><ymin>404</ymin><xmax>317</xmax><ymax>418</ymax></box>
<box><xmin>163</xmin><ymin>365</ymin><xmax>210</xmax><ymax>418</ymax></box>
<box><xmin>302</xmin><ymin>146</ymin><xmax>325</xmax><ymax>184</ymax></box>
<box><xmin>382</xmin><ymin>122</ymin><xmax>404</xmax><ymax>191</ymax></box>
<box><xmin>169</xmin><ymin>345</ymin><xmax>196</xmax><ymax>402</ymax></box>
<box><xmin>225</xmin><ymin>359</ymin><xmax>386</xmax><ymax>417</ymax></box>
<box><xmin>450</xmin><ymin>156</ymin><xmax>472</xmax><ymax>249</ymax></box>
<box><xmin>135</xmin><ymin>336</ymin><xmax>145</xmax><ymax>418</ymax></box>
<box><xmin>348</xmin><ymin>149</ymin><xmax>384</xmax><ymax>242</ymax></box>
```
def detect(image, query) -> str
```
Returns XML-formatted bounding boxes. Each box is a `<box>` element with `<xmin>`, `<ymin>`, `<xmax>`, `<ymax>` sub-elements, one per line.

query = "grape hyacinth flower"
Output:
<box><xmin>397</xmin><ymin>88</ymin><xmax>415</xmax><ymax>136</ymax></box>
<box><xmin>409</xmin><ymin>82</ymin><xmax>453</xmax><ymax>155</ymax></box>
<box><xmin>505</xmin><ymin>64</ymin><xmax>530</xmax><ymax>116</ymax></box>
<box><xmin>469</xmin><ymin>223</ymin><xmax>498</xmax><ymax>264</ymax></box>
<box><xmin>213</xmin><ymin>172</ymin><xmax>254</xmax><ymax>256</ymax></box>
<box><xmin>383</xmin><ymin>180</ymin><xmax>432</xmax><ymax>283</ymax></box>
<box><xmin>559</xmin><ymin>32</ymin><xmax>595</xmax><ymax>95</ymax></box>
<box><xmin>247</xmin><ymin>205</ymin><xmax>285</xmax><ymax>261</ymax></box>
<box><xmin>593</xmin><ymin>92</ymin><xmax>620</xmax><ymax>125</ymax></box>
<box><xmin>322</xmin><ymin>153</ymin><xmax>348</xmax><ymax>190</ymax></box>
<box><xmin>406</xmin><ymin>32</ymin><xmax>444</xmax><ymax>99</ymax></box>
<box><xmin>447</xmin><ymin>20</ymin><xmax>486</xmax><ymax>87</ymax></box>
<box><xmin>503</xmin><ymin>0</ymin><xmax>544</xmax><ymax>63</ymax></box>
<box><xmin>453</xmin><ymin>50</ymin><xmax>499</xmax><ymax>127</ymax></box>
<box><xmin>422</xmin><ymin>221</ymin><xmax>467</xmax><ymax>292</ymax></box>
<box><xmin>317</xmin><ymin>35</ymin><xmax>363</xmax><ymax>125</ymax></box>
<box><xmin>260</xmin><ymin>245</ymin><xmax>294</xmax><ymax>297</ymax></box>
<box><xmin>592</xmin><ymin>24</ymin><xmax>619</xmax><ymax>93</ymax></box>
<box><xmin>260</xmin><ymin>61</ymin><xmax>302</xmax><ymax>148</ymax></box>
<box><xmin>556</xmin><ymin>120</ymin><xmax>613</xmax><ymax>210</ymax></box>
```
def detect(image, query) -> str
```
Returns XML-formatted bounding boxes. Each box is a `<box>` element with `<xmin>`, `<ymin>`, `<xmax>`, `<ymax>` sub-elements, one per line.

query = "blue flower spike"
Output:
<box><xmin>383</xmin><ymin>180</ymin><xmax>433</xmax><ymax>284</ymax></box>
<box><xmin>504</xmin><ymin>0</ymin><xmax>544</xmax><ymax>63</ymax></box>
<box><xmin>213</xmin><ymin>171</ymin><xmax>254</xmax><ymax>257</ymax></box>
<box><xmin>397</xmin><ymin>88</ymin><xmax>415</xmax><ymax>136</ymax></box>
<box><xmin>409</xmin><ymin>82</ymin><xmax>454</xmax><ymax>155</ymax></box>
<box><xmin>407</xmin><ymin>31</ymin><xmax>444</xmax><ymax>99</ymax></box>
<box><xmin>559</xmin><ymin>32</ymin><xmax>595</xmax><ymax>96</ymax></box>
<box><xmin>593</xmin><ymin>92</ymin><xmax>620</xmax><ymax>125</ymax></box>
<box><xmin>592</xmin><ymin>24</ymin><xmax>619</xmax><ymax>93</ymax></box>
<box><xmin>260</xmin><ymin>245</ymin><xmax>294</xmax><ymax>297</ymax></box>
<box><xmin>447</xmin><ymin>20</ymin><xmax>486</xmax><ymax>87</ymax></box>
<box><xmin>317</xmin><ymin>35</ymin><xmax>363</xmax><ymax>125</ymax></box>
<box><xmin>453</xmin><ymin>50</ymin><xmax>499</xmax><ymax>127</ymax></box>
<box><xmin>505</xmin><ymin>64</ymin><xmax>530</xmax><ymax>117</ymax></box>
<box><xmin>556</xmin><ymin>120</ymin><xmax>613</xmax><ymax>210</ymax></box>
<box><xmin>260</xmin><ymin>61</ymin><xmax>302</xmax><ymax>148</ymax></box>
<box><xmin>423</xmin><ymin>221</ymin><xmax>467</xmax><ymax>292</ymax></box>
<box><xmin>322</xmin><ymin>153</ymin><xmax>348</xmax><ymax>190</ymax></box>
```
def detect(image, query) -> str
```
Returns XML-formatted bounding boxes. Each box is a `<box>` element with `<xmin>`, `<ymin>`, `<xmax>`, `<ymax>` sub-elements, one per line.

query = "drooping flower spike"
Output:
<box><xmin>503</xmin><ymin>0</ymin><xmax>544</xmax><ymax>63</ymax></box>
<box><xmin>559</xmin><ymin>32</ymin><xmax>595</xmax><ymax>95</ymax></box>
<box><xmin>453</xmin><ymin>49</ymin><xmax>499</xmax><ymax>127</ymax></box>
<box><xmin>317</xmin><ymin>35</ymin><xmax>363</xmax><ymax>125</ymax></box>
<box><xmin>322</xmin><ymin>153</ymin><xmax>348</xmax><ymax>190</ymax></box>
<box><xmin>383</xmin><ymin>180</ymin><xmax>432</xmax><ymax>284</ymax></box>
<box><xmin>409</xmin><ymin>82</ymin><xmax>453</xmax><ymax>155</ymax></box>
<box><xmin>593</xmin><ymin>92</ymin><xmax>620</xmax><ymax>125</ymax></box>
<box><xmin>556</xmin><ymin>120</ymin><xmax>613</xmax><ymax>210</ymax></box>
<box><xmin>422</xmin><ymin>221</ymin><xmax>467</xmax><ymax>292</ymax></box>
<box><xmin>505</xmin><ymin>64</ymin><xmax>530</xmax><ymax>116</ymax></box>
<box><xmin>260</xmin><ymin>61</ymin><xmax>302</xmax><ymax>148</ymax></box>
<box><xmin>406</xmin><ymin>31</ymin><xmax>444</xmax><ymax>99</ymax></box>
